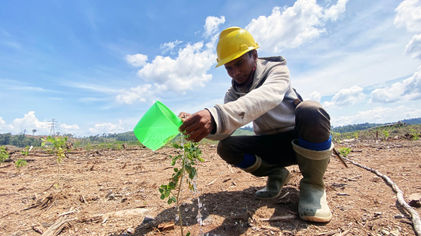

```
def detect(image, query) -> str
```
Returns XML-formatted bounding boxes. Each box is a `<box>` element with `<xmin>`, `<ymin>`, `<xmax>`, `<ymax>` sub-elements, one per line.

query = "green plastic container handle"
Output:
<box><xmin>133</xmin><ymin>101</ymin><xmax>182</xmax><ymax>151</ymax></box>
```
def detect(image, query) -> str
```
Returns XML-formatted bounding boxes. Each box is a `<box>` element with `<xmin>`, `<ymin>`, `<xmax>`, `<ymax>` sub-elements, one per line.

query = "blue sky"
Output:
<box><xmin>1</xmin><ymin>0</ymin><xmax>421</xmax><ymax>136</ymax></box>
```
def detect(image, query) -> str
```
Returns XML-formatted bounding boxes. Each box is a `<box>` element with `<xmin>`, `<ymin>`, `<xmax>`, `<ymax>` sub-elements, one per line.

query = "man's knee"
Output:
<box><xmin>217</xmin><ymin>138</ymin><xmax>242</xmax><ymax>165</ymax></box>
<box><xmin>295</xmin><ymin>100</ymin><xmax>331</xmax><ymax>143</ymax></box>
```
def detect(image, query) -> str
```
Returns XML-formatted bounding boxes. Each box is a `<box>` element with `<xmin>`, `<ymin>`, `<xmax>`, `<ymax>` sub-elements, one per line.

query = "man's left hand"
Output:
<box><xmin>179</xmin><ymin>109</ymin><xmax>214</xmax><ymax>142</ymax></box>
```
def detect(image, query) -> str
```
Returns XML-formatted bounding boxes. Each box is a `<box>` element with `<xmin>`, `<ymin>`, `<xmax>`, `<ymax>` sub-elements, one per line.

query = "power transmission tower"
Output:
<box><xmin>49</xmin><ymin>119</ymin><xmax>57</xmax><ymax>136</ymax></box>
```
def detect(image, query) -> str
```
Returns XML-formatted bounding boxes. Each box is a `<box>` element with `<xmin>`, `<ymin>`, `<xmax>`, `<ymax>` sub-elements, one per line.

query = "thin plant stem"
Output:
<box><xmin>176</xmin><ymin>139</ymin><xmax>186</xmax><ymax>236</ymax></box>
<box><xmin>176</xmin><ymin>162</ymin><xmax>185</xmax><ymax>235</ymax></box>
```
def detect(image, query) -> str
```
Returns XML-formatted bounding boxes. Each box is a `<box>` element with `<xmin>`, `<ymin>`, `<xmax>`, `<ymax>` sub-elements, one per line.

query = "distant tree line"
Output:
<box><xmin>401</xmin><ymin>118</ymin><xmax>421</xmax><ymax>125</ymax></box>
<box><xmin>83</xmin><ymin>132</ymin><xmax>137</xmax><ymax>143</ymax></box>
<box><xmin>332</xmin><ymin>117</ymin><xmax>421</xmax><ymax>133</ymax></box>
<box><xmin>332</xmin><ymin>123</ymin><xmax>381</xmax><ymax>133</ymax></box>
<box><xmin>0</xmin><ymin>133</ymin><xmax>42</xmax><ymax>147</ymax></box>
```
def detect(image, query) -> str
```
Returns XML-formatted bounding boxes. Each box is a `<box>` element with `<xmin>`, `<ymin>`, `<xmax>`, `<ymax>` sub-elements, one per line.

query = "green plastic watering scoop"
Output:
<box><xmin>133</xmin><ymin>101</ymin><xmax>182</xmax><ymax>151</ymax></box>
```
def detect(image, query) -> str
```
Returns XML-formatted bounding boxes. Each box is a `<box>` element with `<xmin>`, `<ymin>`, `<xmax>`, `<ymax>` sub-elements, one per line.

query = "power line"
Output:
<box><xmin>49</xmin><ymin>119</ymin><xmax>57</xmax><ymax>136</ymax></box>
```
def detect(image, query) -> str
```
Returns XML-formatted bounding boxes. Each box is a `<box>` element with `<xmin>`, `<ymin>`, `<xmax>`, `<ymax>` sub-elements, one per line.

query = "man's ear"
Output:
<box><xmin>251</xmin><ymin>49</ymin><xmax>258</xmax><ymax>61</ymax></box>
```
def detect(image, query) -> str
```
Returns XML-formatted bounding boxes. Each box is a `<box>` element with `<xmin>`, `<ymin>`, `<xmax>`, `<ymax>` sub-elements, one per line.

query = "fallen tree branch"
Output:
<box><xmin>341</xmin><ymin>155</ymin><xmax>421</xmax><ymax>236</ymax></box>
<box><xmin>260</xmin><ymin>214</ymin><xmax>296</xmax><ymax>221</ymax></box>
<box><xmin>332</xmin><ymin>148</ymin><xmax>349</xmax><ymax>168</ymax></box>
<box><xmin>42</xmin><ymin>216</ymin><xmax>75</xmax><ymax>236</ymax></box>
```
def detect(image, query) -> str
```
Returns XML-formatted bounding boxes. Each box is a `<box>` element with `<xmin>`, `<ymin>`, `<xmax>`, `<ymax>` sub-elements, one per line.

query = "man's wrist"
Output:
<box><xmin>205</xmin><ymin>108</ymin><xmax>216</xmax><ymax>134</ymax></box>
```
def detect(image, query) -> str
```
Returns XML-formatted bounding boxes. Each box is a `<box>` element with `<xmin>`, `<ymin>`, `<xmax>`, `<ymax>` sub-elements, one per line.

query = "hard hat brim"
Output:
<box><xmin>215</xmin><ymin>46</ymin><xmax>259</xmax><ymax>68</ymax></box>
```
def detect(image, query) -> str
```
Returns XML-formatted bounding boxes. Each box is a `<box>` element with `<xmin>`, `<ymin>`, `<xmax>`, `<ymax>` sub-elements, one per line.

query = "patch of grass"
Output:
<box><xmin>0</xmin><ymin>146</ymin><xmax>9</xmax><ymax>162</ymax></box>
<box><xmin>15</xmin><ymin>159</ymin><xmax>27</xmax><ymax>168</ymax></box>
<box><xmin>338</xmin><ymin>147</ymin><xmax>351</xmax><ymax>157</ymax></box>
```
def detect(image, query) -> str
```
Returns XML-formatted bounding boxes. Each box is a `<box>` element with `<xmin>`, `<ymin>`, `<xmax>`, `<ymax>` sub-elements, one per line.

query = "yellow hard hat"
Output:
<box><xmin>215</xmin><ymin>27</ymin><xmax>259</xmax><ymax>67</ymax></box>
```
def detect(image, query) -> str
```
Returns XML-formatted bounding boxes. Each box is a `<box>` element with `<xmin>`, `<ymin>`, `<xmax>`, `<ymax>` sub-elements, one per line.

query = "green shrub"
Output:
<box><xmin>0</xmin><ymin>146</ymin><xmax>9</xmax><ymax>162</ymax></box>
<box><xmin>339</xmin><ymin>147</ymin><xmax>351</xmax><ymax>157</ymax></box>
<box><xmin>15</xmin><ymin>159</ymin><xmax>27</xmax><ymax>168</ymax></box>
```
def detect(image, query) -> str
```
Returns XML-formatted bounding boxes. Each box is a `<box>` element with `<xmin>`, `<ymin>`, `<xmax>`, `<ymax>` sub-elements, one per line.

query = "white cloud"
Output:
<box><xmin>11</xmin><ymin>111</ymin><xmax>50</xmax><ymax>134</ymax></box>
<box><xmin>332</xmin><ymin>105</ymin><xmax>421</xmax><ymax>127</ymax></box>
<box><xmin>126</xmin><ymin>53</ymin><xmax>148</xmax><ymax>67</ymax></box>
<box><xmin>161</xmin><ymin>40</ymin><xmax>183</xmax><ymax>54</ymax></box>
<box><xmin>293</xmin><ymin>41</ymin><xmax>420</xmax><ymax>97</ymax></box>
<box><xmin>0</xmin><ymin>111</ymin><xmax>80</xmax><ymax>135</ymax></box>
<box><xmin>371</xmin><ymin>70</ymin><xmax>421</xmax><ymax>103</ymax></box>
<box><xmin>116</xmin><ymin>84</ymin><xmax>156</xmax><ymax>104</ymax></box>
<box><xmin>204</xmin><ymin>16</ymin><xmax>225</xmax><ymax>37</ymax></box>
<box><xmin>246</xmin><ymin>0</ymin><xmax>348</xmax><ymax>53</ymax></box>
<box><xmin>308</xmin><ymin>91</ymin><xmax>321</xmax><ymax>102</ymax></box>
<box><xmin>395</xmin><ymin>0</ymin><xmax>421</xmax><ymax>60</ymax></box>
<box><xmin>406</xmin><ymin>34</ymin><xmax>421</xmax><ymax>60</ymax></box>
<box><xmin>59</xmin><ymin>124</ymin><xmax>80</xmax><ymax>134</ymax></box>
<box><xmin>65</xmin><ymin>82</ymin><xmax>119</xmax><ymax>94</ymax></box>
<box><xmin>88</xmin><ymin>120</ymin><xmax>128</xmax><ymax>134</ymax></box>
<box><xmin>324</xmin><ymin>86</ymin><xmax>365</xmax><ymax>107</ymax></box>
<box><xmin>323</xmin><ymin>0</ymin><xmax>348</xmax><ymax>21</ymax></box>
<box><xmin>394</xmin><ymin>0</ymin><xmax>421</xmax><ymax>33</ymax></box>
<box><xmin>0</xmin><ymin>116</ymin><xmax>8</xmax><ymax>131</ymax></box>
<box><xmin>137</xmin><ymin>42</ymin><xmax>214</xmax><ymax>93</ymax></box>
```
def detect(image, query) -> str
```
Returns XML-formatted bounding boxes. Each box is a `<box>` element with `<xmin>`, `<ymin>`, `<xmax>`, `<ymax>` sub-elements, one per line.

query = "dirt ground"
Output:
<box><xmin>1</xmin><ymin>139</ymin><xmax>420</xmax><ymax>236</ymax></box>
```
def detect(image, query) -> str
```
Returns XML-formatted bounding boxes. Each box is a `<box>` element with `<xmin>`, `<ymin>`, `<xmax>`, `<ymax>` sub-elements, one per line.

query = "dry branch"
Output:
<box><xmin>260</xmin><ymin>215</ymin><xmax>296</xmax><ymax>221</ymax></box>
<box><xmin>42</xmin><ymin>216</ymin><xmax>75</xmax><ymax>236</ymax></box>
<box><xmin>341</xmin><ymin>155</ymin><xmax>421</xmax><ymax>236</ymax></box>
<box><xmin>332</xmin><ymin>148</ymin><xmax>349</xmax><ymax>168</ymax></box>
<box><xmin>79</xmin><ymin>207</ymin><xmax>149</xmax><ymax>223</ymax></box>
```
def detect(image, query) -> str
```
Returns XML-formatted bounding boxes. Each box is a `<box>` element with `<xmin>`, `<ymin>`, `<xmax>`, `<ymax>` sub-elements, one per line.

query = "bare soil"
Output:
<box><xmin>1</xmin><ymin>139</ymin><xmax>420</xmax><ymax>235</ymax></box>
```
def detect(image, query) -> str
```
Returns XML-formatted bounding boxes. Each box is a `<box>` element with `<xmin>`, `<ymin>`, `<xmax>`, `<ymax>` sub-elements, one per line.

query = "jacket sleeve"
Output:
<box><xmin>205</xmin><ymin>88</ymin><xmax>237</xmax><ymax>140</ymax></box>
<box><xmin>207</xmin><ymin>64</ymin><xmax>291</xmax><ymax>140</ymax></box>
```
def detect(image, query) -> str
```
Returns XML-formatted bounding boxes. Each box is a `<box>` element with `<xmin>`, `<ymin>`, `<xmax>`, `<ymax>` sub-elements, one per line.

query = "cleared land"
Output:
<box><xmin>1</xmin><ymin>137</ymin><xmax>420</xmax><ymax>235</ymax></box>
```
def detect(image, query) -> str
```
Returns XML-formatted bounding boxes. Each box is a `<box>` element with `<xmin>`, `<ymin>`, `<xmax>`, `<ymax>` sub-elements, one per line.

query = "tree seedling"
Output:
<box><xmin>21</xmin><ymin>145</ymin><xmax>33</xmax><ymax>156</ymax></box>
<box><xmin>0</xmin><ymin>146</ymin><xmax>9</xmax><ymax>162</ymax></box>
<box><xmin>339</xmin><ymin>147</ymin><xmax>351</xmax><ymax>158</ymax></box>
<box><xmin>41</xmin><ymin>136</ymin><xmax>69</xmax><ymax>188</ymax></box>
<box><xmin>409</xmin><ymin>128</ymin><xmax>419</xmax><ymax>140</ymax></box>
<box><xmin>383</xmin><ymin>130</ymin><xmax>390</xmax><ymax>140</ymax></box>
<box><xmin>15</xmin><ymin>159</ymin><xmax>27</xmax><ymax>169</ymax></box>
<box><xmin>42</xmin><ymin>136</ymin><xmax>68</xmax><ymax>163</ymax></box>
<box><xmin>159</xmin><ymin>140</ymin><xmax>204</xmax><ymax>236</ymax></box>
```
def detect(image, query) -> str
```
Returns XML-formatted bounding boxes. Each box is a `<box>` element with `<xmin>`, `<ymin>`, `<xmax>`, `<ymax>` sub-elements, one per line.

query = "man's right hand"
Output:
<box><xmin>178</xmin><ymin>112</ymin><xmax>191</xmax><ymax>122</ymax></box>
<box><xmin>178</xmin><ymin>110</ymin><xmax>214</xmax><ymax>142</ymax></box>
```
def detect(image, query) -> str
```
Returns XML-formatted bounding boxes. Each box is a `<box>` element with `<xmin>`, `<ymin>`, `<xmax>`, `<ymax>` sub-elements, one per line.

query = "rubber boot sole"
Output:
<box><xmin>299</xmin><ymin>213</ymin><xmax>332</xmax><ymax>223</ymax></box>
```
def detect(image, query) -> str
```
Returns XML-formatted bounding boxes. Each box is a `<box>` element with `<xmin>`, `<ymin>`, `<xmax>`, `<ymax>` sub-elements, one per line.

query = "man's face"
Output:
<box><xmin>224</xmin><ymin>52</ymin><xmax>257</xmax><ymax>85</ymax></box>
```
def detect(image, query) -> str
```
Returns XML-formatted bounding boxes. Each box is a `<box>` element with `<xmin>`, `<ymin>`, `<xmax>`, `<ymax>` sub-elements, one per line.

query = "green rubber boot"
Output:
<box><xmin>292</xmin><ymin>139</ymin><xmax>333</xmax><ymax>223</ymax></box>
<box><xmin>244</xmin><ymin>156</ymin><xmax>291</xmax><ymax>199</ymax></box>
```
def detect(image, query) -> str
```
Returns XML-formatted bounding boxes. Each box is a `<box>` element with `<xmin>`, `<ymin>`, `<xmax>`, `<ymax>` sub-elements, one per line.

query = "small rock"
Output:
<box><xmin>106</xmin><ymin>192</ymin><xmax>115</xmax><ymax>200</ymax></box>
<box><xmin>126</xmin><ymin>227</ymin><xmax>135</xmax><ymax>234</ymax></box>
<box><xmin>390</xmin><ymin>229</ymin><xmax>400</xmax><ymax>236</ymax></box>
<box><xmin>394</xmin><ymin>214</ymin><xmax>404</xmax><ymax>219</ymax></box>
<box><xmin>374</xmin><ymin>212</ymin><xmax>382</xmax><ymax>217</ymax></box>
<box><xmin>142</xmin><ymin>216</ymin><xmax>154</xmax><ymax>224</ymax></box>
<box><xmin>408</xmin><ymin>193</ymin><xmax>421</xmax><ymax>208</ymax></box>
<box><xmin>380</xmin><ymin>228</ymin><xmax>389</xmax><ymax>235</ymax></box>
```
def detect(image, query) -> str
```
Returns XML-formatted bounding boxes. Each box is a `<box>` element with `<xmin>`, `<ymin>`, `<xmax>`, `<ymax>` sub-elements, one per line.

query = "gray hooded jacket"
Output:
<box><xmin>207</xmin><ymin>56</ymin><xmax>300</xmax><ymax>140</ymax></box>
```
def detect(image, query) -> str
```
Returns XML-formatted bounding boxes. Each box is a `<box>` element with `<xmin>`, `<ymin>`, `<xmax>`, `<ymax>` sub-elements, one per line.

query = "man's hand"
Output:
<box><xmin>179</xmin><ymin>109</ymin><xmax>214</xmax><ymax>142</ymax></box>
